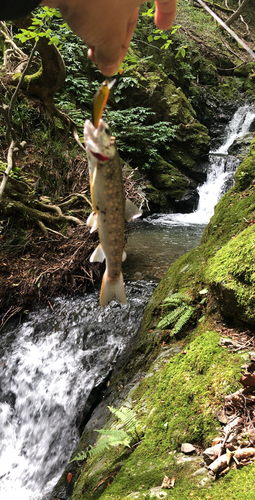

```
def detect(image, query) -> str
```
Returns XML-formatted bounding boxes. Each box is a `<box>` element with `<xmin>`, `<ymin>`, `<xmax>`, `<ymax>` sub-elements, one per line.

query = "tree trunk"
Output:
<box><xmin>13</xmin><ymin>15</ymin><xmax>66</xmax><ymax>114</ymax></box>
<box><xmin>225</xmin><ymin>0</ymin><xmax>249</xmax><ymax>26</ymax></box>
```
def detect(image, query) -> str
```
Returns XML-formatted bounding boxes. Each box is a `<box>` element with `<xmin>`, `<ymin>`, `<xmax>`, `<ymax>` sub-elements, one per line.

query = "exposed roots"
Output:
<box><xmin>0</xmin><ymin>225</ymin><xmax>102</xmax><ymax>330</ymax></box>
<box><xmin>1</xmin><ymin>175</ymin><xmax>87</xmax><ymax>236</ymax></box>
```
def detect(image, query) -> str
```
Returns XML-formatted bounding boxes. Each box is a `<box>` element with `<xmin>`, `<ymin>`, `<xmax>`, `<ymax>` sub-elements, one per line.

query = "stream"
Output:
<box><xmin>0</xmin><ymin>105</ymin><xmax>254</xmax><ymax>499</ymax></box>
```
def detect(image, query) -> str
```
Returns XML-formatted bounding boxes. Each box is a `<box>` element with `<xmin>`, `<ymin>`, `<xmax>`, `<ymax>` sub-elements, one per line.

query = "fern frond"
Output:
<box><xmin>69</xmin><ymin>451</ymin><xmax>88</xmax><ymax>463</ymax></box>
<box><xmin>157</xmin><ymin>305</ymin><xmax>186</xmax><ymax>329</ymax></box>
<box><xmin>162</xmin><ymin>298</ymin><xmax>182</xmax><ymax>307</ymax></box>
<box><xmin>172</xmin><ymin>305</ymin><xmax>194</xmax><ymax>335</ymax></box>
<box><xmin>95</xmin><ymin>429</ymin><xmax>132</xmax><ymax>449</ymax></box>
<box><xmin>86</xmin><ymin>440</ymin><xmax>111</xmax><ymax>458</ymax></box>
<box><xmin>163</xmin><ymin>293</ymin><xmax>192</xmax><ymax>304</ymax></box>
<box><xmin>70</xmin><ymin>408</ymin><xmax>140</xmax><ymax>463</ymax></box>
<box><xmin>108</xmin><ymin>406</ymin><xmax>138</xmax><ymax>433</ymax></box>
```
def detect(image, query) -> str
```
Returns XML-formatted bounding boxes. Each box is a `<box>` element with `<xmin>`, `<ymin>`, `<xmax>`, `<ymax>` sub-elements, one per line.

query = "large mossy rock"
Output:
<box><xmin>205</xmin><ymin>224</ymin><xmax>255</xmax><ymax>324</ymax></box>
<box><xmin>134</xmin><ymin>70</ymin><xmax>210</xmax><ymax>211</ymax></box>
<box><xmin>148</xmin><ymin>74</ymin><xmax>210</xmax><ymax>178</ymax></box>
<box><xmin>147</xmin><ymin>156</ymin><xmax>199</xmax><ymax>212</ymax></box>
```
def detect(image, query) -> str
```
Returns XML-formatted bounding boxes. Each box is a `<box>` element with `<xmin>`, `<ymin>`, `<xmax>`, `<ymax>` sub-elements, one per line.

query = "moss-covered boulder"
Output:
<box><xmin>228</xmin><ymin>132</ymin><xmax>255</xmax><ymax>156</ymax></box>
<box><xmin>147</xmin><ymin>74</ymin><xmax>210</xmax><ymax>178</ymax></box>
<box><xmin>66</xmin><ymin>324</ymin><xmax>246</xmax><ymax>500</ymax></box>
<box><xmin>147</xmin><ymin>156</ymin><xmax>199</xmax><ymax>212</ymax></box>
<box><xmin>205</xmin><ymin>224</ymin><xmax>255</xmax><ymax>324</ymax></box>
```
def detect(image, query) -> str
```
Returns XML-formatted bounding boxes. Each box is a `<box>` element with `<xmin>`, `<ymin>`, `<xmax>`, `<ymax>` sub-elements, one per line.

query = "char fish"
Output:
<box><xmin>84</xmin><ymin>118</ymin><xmax>141</xmax><ymax>307</ymax></box>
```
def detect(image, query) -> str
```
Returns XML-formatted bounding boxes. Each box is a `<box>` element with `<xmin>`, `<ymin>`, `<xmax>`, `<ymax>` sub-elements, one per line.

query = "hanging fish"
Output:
<box><xmin>84</xmin><ymin>118</ymin><xmax>142</xmax><ymax>307</ymax></box>
<box><xmin>92</xmin><ymin>79</ymin><xmax>115</xmax><ymax>129</ymax></box>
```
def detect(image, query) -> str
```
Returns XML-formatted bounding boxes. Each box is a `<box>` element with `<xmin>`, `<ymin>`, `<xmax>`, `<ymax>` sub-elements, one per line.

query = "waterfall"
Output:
<box><xmin>0</xmin><ymin>282</ymin><xmax>155</xmax><ymax>500</ymax></box>
<box><xmin>1</xmin><ymin>105</ymin><xmax>254</xmax><ymax>500</ymax></box>
<box><xmin>159</xmin><ymin>104</ymin><xmax>255</xmax><ymax>226</ymax></box>
<box><xmin>195</xmin><ymin>104</ymin><xmax>255</xmax><ymax>222</ymax></box>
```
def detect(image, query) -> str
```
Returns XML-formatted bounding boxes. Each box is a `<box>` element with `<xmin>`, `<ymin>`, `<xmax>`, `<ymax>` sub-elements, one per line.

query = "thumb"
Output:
<box><xmin>91</xmin><ymin>7</ymin><xmax>139</xmax><ymax>76</ymax></box>
<box><xmin>155</xmin><ymin>0</ymin><xmax>176</xmax><ymax>30</ymax></box>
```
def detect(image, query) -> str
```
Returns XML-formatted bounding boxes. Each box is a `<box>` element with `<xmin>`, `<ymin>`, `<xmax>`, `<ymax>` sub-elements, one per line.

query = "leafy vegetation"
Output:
<box><xmin>15</xmin><ymin>6</ymin><xmax>66</xmax><ymax>46</ymax></box>
<box><xmin>70</xmin><ymin>406</ymin><xmax>141</xmax><ymax>463</ymax></box>
<box><xmin>157</xmin><ymin>292</ymin><xmax>195</xmax><ymax>334</ymax></box>
<box><xmin>106</xmin><ymin>107</ymin><xmax>178</xmax><ymax>169</ymax></box>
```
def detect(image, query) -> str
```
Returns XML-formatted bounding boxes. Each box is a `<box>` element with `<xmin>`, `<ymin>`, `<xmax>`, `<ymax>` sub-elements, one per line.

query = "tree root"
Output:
<box><xmin>0</xmin><ymin>175</ymin><xmax>87</xmax><ymax>236</ymax></box>
<box><xmin>2</xmin><ymin>197</ymin><xmax>85</xmax><ymax>235</ymax></box>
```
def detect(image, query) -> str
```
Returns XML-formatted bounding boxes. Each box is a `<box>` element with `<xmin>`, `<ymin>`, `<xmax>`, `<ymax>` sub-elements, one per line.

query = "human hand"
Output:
<box><xmin>41</xmin><ymin>0</ymin><xmax>176</xmax><ymax>76</ymax></box>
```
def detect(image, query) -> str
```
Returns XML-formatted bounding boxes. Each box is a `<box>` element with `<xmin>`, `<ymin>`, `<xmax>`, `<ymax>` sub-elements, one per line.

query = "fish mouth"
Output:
<box><xmin>88</xmin><ymin>149</ymin><xmax>109</xmax><ymax>162</ymax></box>
<box><xmin>84</xmin><ymin>119</ymin><xmax>116</xmax><ymax>161</ymax></box>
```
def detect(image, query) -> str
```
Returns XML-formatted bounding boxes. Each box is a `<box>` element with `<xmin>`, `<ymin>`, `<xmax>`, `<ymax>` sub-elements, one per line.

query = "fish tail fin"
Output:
<box><xmin>100</xmin><ymin>271</ymin><xmax>126</xmax><ymax>307</ymax></box>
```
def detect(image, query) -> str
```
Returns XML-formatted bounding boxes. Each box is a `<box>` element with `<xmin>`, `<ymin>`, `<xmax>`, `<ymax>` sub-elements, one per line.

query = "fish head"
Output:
<box><xmin>84</xmin><ymin>119</ymin><xmax>116</xmax><ymax>164</ymax></box>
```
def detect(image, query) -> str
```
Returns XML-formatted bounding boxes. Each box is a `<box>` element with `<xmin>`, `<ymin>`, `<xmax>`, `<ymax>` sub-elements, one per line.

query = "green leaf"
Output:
<box><xmin>96</xmin><ymin>429</ymin><xmax>132</xmax><ymax>448</ymax></box>
<box><xmin>48</xmin><ymin>36</ymin><xmax>60</xmax><ymax>45</ymax></box>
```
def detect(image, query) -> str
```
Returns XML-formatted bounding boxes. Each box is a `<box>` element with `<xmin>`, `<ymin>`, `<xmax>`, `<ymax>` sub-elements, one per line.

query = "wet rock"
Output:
<box><xmin>181</xmin><ymin>443</ymin><xmax>196</xmax><ymax>454</ymax></box>
<box><xmin>176</xmin><ymin>454</ymin><xmax>200</xmax><ymax>464</ymax></box>
<box><xmin>149</xmin><ymin>486</ymin><xmax>168</xmax><ymax>498</ymax></box>
<box><xmin>228</xmin><ymin>132</ymin><xmax>255</xmax><ymax>156</ymax></box>
<box><xmin>173</xmin><ymin>186</ymin><xmax>199</xmax><ymax>213</ymax></box>
<box><xmin>0</xmin><ymin>390</ymin><xmax>16</xmax><ymax>409</ymax></box>
<box><xmin>198</xmin><ymin>476</ymin><xmax>213</xmax><ymax>487</ymax></box>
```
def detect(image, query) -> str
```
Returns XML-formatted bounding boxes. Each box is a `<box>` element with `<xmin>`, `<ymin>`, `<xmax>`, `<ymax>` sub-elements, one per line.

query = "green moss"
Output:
<box><xmin>233</xmin><ymin>62</ymin><xmax>255</xmax><ymax>77</ymax></box>
<box><xmin>136</xmin><ymin>328</ymin><xmax>242</xmax><ymax>449</ymax></box>
<box><xmin>154</xmin><ymin>172</ymin><xmax>189</xmax><ymax>199</ymax></box>
<box><xmin>71</xmin><ymin>327</ymin><xmax>244</xmax><ymax>500</ymax></box>
<box><xmin>164</xmin><ymin>82</ymin><xmax>196</xmax><ymax>124</ymax></box>
<box><xmin>205</xmin><ymin>224</ymin><xmax>255</xmax><ymax>323</ymax></box>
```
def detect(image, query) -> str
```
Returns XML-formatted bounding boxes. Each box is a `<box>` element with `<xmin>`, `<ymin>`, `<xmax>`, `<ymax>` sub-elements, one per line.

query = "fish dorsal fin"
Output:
<box><xmin>90</xmin><ymin>244</ymin><xmax>105</xmax><ymax>263</ymax></box>
<box><xmin>125</xmin><ymin>199</ymin><xmax>142</xmax><ymax>222</ymax></box>
<box><xmin>87</xmin><ymin>211</ymin><xmax>98</xmax><ymax>233</ymax></box>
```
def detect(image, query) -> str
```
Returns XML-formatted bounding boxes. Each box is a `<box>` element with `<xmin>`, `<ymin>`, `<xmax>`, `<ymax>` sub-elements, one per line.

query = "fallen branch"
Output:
<box><xmin>195</xmin><ymin>0</ymin><xmax>255</xmax><ymax>59</ymax></box>
<box><xmin>0</xmin><ymin>139</ymin><xmax>16</xmax><ymax>201</ymax></box>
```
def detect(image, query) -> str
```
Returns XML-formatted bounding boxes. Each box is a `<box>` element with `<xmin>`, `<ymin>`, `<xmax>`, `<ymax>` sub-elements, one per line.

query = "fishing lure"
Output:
<box><xmin>92</xmin><ymin>79</ymin><xmax>115</xmax><ymax>128</ymax></box>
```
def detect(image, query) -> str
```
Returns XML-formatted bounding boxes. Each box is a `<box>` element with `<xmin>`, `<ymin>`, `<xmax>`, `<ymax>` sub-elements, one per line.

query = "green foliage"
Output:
<box><xmin>70</xmin><ymin>406</ymin><xmax>141</xmax><ymax>463</ymax></box>
<box><xmin>157</xmin><ymin>292</ymin><xmax>195</xmax><ymax>335</ymax></box>
<box><xmin>108</xmin><ymin>406</ymin><xmax>138</xmax><ymax>434</ymax></box>
<box><xmin>15</xmin><ymin>7</ymin><xmax>65</xmax><ymax>46</ymax></box>
<box><xmin>113</xmin><ymin>75</ymin><xmax>139</xmax><ymax>104</ymax></box>
<box><xmin>105</xmin><ymin>107</ymin><xmax>178</xmax><ymax>169</ymax></box>
<box><xmin>147</xmin><ymin>25</ymin><xmax>181</xmax><ymax>51</ymax></box>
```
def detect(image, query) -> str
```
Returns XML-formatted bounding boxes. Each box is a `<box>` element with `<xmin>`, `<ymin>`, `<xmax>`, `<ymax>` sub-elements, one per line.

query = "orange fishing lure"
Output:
<box><xmin>93</xmin><ymin>79</ymin><xmax>115</xmax><ymax>128</ymax></box>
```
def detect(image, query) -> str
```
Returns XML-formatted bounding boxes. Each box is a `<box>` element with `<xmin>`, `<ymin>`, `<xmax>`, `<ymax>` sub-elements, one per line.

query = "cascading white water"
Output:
<box><xmin>195</xmin><ymin>104</ymin><xmax>255</xmax><ymax>222</ymax></box>
<box><xmin>0</xmin><ymin>282</ymin><xmax>155</xmax><ymax>500</ymax></box>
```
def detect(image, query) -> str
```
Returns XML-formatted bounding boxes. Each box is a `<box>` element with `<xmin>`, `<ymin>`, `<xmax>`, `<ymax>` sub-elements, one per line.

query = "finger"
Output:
<box><xmin>92</xmin><ymin>7</ymin><xmax>139</xmax><ymax>76</ymax></box>
<box><xmin>155</xmin><ymin>0</ymin><xmax>176</xmax><ymax>30</ymax></box>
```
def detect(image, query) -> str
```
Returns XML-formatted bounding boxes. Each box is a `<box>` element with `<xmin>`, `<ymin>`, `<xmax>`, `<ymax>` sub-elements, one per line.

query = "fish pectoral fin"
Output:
<box><xmin>87</xmin><ymin>212</ymin><xmax>98</xmax><ymax>233</ymax></box>
<box><xmin>122</xmin><ymin>250</ymin><xmax>127</xmax><ymax>262</ymax></box>
<box><xmin>100</xmin><ymin>271</ymin><xmax>126</xmax><ymax>307</ymax></box>
<box><xmin>90</xmin><ymin>244</ymin><xmax>105</xmax><ymax>263</ymax></box>
<box><xmin>125</xmin><ymin>199</ymin><xmax>142</xmax><ymax>222</ymax></box>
